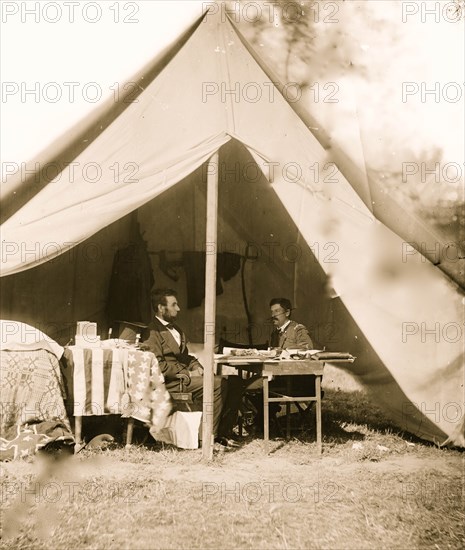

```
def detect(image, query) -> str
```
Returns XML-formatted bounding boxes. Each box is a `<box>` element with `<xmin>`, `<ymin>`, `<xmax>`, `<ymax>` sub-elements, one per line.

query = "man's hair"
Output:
<box><xmin>269</xmin><ymin>297</ymin><xmax>292</xmax><ymax>312</ymax></box>
<box><xmin>151</xmin><ymin>288</ymin><xmax>178</xmax><ymax>311</ymax></box>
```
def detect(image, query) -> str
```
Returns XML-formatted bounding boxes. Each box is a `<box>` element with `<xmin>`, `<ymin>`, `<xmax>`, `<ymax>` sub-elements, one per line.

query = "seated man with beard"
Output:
<box><xmin>141</xmin><ymin>288</ymin><xmax>243</xmax><ymax>448</ymax></box>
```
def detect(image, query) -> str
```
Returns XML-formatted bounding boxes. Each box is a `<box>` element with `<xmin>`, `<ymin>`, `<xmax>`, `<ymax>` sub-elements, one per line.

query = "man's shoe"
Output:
<box><xmin>215</xmin><ymin>436</ymin><xmax>241</xmax><ymax>448</ymax></box>
<box><xmin>213</xmin><ymin>441</ymin><xmax>229</xmax><ymax>453</ymax></box>
<box><xmin>222</xmin><ymin>431</ymin><xmax>242</xmax><ymax>443</ymax></box>
<box><xmin>233</xmin><ymin>424</ymin><xmax>250</xmax><ymax>437</ymax></box>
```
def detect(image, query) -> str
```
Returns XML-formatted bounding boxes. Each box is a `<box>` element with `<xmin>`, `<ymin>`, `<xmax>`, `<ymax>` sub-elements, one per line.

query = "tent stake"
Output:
<box><xmin>202</xmin><ymin>150</ymin><xmax>219</xmax><ymax>460</ymax></box>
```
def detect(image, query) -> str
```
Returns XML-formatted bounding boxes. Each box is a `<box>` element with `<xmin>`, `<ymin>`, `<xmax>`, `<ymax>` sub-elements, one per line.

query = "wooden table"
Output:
<box><xmin>215</xmin><ymin>357</ymin><xmax>326</xmax><ymax>453</ymax></box>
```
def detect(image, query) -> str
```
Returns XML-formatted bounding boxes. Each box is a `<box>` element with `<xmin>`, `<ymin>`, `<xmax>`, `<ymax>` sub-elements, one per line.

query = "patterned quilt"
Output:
<box><xmin>0</xmin><ymin>349</ymin><xmax>74</xmax><ymax>460</ymax></box>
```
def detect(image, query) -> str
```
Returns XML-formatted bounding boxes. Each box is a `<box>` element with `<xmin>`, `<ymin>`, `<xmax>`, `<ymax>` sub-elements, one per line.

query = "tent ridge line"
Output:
<box><xmin>219</xmin><ymin>16</ymin><xmax>237</xmax><ymax>136</ymax></box>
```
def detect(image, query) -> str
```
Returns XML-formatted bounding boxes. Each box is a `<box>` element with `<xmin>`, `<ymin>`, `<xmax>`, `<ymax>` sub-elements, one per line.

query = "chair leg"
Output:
<box><xmin>126</xmin><ymin>417</ymin><xmax>134</xmax><ymax>447</ymax></box>
<box><xmin>286</xmin><ymin>378</ymin><xmax>292</xmax><ymax>439</ymax></box>
<box><xmin>316</xmin><ymin>376</ymin><xmax>322</xmax><ymax>454</ymax></box>
<box><xmin>238</xmin><ymin>411</ymin><xmax>243</xmax><ymax>437</ymax></box>
<box><xmin>295</xmin><ymin>402</ymin><xmax>312</xmax><ymax>432</ymax></box>
<box><xmin>74</xmin><ymin>416</ymin><xmax>82</xmax><ymax>447</ymax></box>
<box><xmin>263</xmin><ymin>378</ymin><xmax>269</xmax><ymax>453</ymax></box>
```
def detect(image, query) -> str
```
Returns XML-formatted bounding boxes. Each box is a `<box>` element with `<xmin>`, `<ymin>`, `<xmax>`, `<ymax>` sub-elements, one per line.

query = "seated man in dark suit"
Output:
<box><xmin>141</xmin><ymin>288</ymin><xmax>242</xmax><ymax>448</ymax></box>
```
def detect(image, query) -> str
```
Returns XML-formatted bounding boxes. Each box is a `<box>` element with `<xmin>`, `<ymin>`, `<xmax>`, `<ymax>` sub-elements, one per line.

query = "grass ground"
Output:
<box><xmin>1</xmin><ymin>366</ymin><xmax>464</xmax><ymax>549</ymax></box>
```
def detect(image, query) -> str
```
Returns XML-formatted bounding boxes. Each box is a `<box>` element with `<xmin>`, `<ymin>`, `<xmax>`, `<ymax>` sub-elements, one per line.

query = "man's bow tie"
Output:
<box><xmin>165</xmin><ymin>323</ymin><xmax>175</xmax><ymax>330</ymax></box>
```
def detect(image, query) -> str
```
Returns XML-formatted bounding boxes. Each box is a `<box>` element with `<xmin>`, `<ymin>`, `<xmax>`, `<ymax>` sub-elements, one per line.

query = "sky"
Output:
<box><xmin>1</xmin><ymin>0</ymin><xmax>464</xmax><ymax>179</ymax></box>
<box><xmin>1</xmin><ymin>0</ymin><xmax>205</xmax><ymax>173</ymax></box>
<box><xmin>344</xmin><ymin>0</ymin><xmax>465</xmax><ymax>170</ymax></box>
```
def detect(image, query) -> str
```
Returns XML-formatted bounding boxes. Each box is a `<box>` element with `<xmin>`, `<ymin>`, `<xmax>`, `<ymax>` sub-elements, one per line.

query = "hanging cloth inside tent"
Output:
<box><xmin>106</xmin><ymin>239</ymin><xmax>154</xmax><ymax>324</ymax></box>
<box><xmin>182</xmin><ymin>252</ymin><xmax>241</xmax><ymax>308</ymax></box>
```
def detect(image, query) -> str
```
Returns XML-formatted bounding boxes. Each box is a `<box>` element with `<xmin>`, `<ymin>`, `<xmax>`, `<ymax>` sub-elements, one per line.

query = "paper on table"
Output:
<box><xmin>100</xmin><ymin>338</ymin><xmax>133</xmax><ymax>349</ymax></box>
<box><xmin>223</xmin><ymin>347</ymin><xmax>278</xmax><ymax>358</ymax></box>
<box><xmin>279</xmin><ymin>349</ymin><xmax>323</xmax><ymax>359</ymax></box>
<box><xmin>283</xmin><ymin>349</ymin><xmax>323</xmax><ymax>355</ymax></box>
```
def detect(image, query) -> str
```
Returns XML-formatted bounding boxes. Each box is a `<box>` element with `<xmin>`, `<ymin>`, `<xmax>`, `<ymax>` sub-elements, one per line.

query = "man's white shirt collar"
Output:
<box><xmin>156</xmin><ymin>316</ymin><xmax>171</xmax><ymax>327</ymax></box>
<box><xmin>156</xmin><ymin>316</ymin><xmax>181</xmax><ymax>345</ymax></box>
<box><xmin>279</xmin><ymin>320</ymin><xmax>291</xmax><ymax>333</ymax></box>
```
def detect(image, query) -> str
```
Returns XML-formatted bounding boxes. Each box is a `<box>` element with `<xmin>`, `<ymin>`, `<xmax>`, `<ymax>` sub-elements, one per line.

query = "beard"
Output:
<box><xmin>162</xmin><ymin>312</ymin><xmax>176</xmax><ymax>322</ymax></box>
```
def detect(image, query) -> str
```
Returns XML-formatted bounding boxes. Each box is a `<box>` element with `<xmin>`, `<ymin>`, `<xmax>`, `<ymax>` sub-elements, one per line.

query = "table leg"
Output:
<box><xmin>238</xmin><ymin>368</ymin><xmax>243</xmax><ymax>438</ymax></box>
<box><xmin>286</xmin><ymin>377</ymin><xmax>291</xmax><ymax>439</ymax></box>
<box><xmin>263</xmin><ymin>376</ymin><xmax>269</xmax><ymax>454</ymax></box>
<box><xmin>74</xmin><ymin>416</ymin><xmax>82</xmax><ymax>446</ymax></box>
<box><xmin>316</xmin><ymin>375</ymin><xmax>322</xmax><ymax>454</ymax></box>
<box><xmin>126</xmin><ymin>417</ymin><xmax>134</xmax><ymax>447</ymax></box>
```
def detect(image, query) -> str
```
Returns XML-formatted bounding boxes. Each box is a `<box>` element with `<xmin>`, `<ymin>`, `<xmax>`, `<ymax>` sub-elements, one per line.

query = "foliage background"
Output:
<box><xmin>232</xmin><ymin>0</ymin><xmax>464</xmax><ymax>252</ymax></box>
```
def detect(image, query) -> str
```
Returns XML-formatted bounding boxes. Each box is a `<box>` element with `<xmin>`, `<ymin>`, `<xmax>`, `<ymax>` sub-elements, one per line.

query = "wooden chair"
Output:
<box><xmin>171</xmin><ymin>373</ymin><xmax>194</xmax><ymax>412</ymax></box>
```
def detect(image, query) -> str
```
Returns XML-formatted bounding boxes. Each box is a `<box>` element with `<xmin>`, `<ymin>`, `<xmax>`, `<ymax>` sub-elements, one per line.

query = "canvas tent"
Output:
<box><xmin>1</xmin><ymin>10</ymin><xmax>464</xmax><ymax>448</ymax></box>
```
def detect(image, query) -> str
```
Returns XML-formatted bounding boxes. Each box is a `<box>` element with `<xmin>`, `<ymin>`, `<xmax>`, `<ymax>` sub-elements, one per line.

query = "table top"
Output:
<box><xmin>215</xmin><ymin>354</ymin><xmax>354</xmax><ymax>363</ymax></box>
<box><xmin>215</xmin><ymin>354</ymin><xmax>355</xmax><ymax>375</ymax></box>
<box><xmin>215</xmin><ymin>357</ymin><xmax>326</xmax><ymax>375</ymax></box>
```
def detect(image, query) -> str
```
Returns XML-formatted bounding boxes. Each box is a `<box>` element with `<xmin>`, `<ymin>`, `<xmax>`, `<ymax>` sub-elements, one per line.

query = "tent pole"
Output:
<box><xmin>202</xmin><ymin>150</ymin><xmax>219</xmax><ymax>460</ymax></box>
